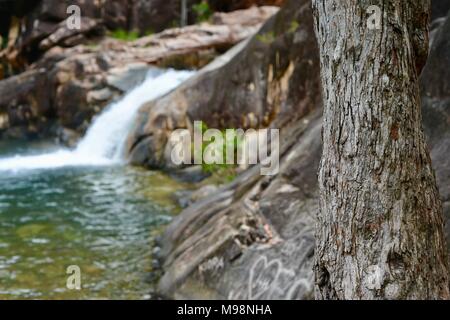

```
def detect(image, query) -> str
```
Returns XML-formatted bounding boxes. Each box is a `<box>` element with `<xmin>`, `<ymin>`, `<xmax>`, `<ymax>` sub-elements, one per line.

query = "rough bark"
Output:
<box><xmin>312</xmin><ymin>0</ymin><xmax>450</xmax><ymax>299</ymax></box>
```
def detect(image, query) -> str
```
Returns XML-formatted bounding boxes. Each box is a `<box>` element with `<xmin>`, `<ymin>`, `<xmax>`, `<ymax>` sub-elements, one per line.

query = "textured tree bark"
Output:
<box><xmin>312</xmin><ymin>0</ymin><xmax>450</xmax><ymax>299</ymax></box>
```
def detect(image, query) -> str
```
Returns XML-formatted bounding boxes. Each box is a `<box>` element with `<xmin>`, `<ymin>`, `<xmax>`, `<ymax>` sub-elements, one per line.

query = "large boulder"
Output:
<box><xmin>127</xmin><ymin>0</ymin><xmax>320</xmax><ymax>168</ymax></box>
<box><xmin>421</xmin><ymin>9</ymin><xmax>450</xmax><ymax>249</ymax></box>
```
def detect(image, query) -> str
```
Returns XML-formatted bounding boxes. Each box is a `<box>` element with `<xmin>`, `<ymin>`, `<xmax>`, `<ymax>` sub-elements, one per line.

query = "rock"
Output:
<box><xmin>190</xmin><ymin>185</ymin><xmax>219</xmax><ymax>203</ymax></box>
<box><xmin>127</xmin><ymin>1</ymin><xmax>318</xmax><ymax>168</ymax></box>
<box><xmin>175</xmin><ymin>184</ymin><xmax>220</xmax><ymax>208</ymax></box>
<box><xmin>56</xmin><ymin>127</ymin><xmax>80</xmax><ymax>147</ymax></box>
<box><xmin>174</xmin><ymin>190</ymin><xmax>194</xmax><ymax>209</ymax></box>
<box><xmin>0</xmin><ymin>113</ymin><xmax>8</xmax><ymax>130</ymax></box>
<box><xmin>38</xmin><ymin>17</ymin><xmax>102</xmax><ymax>51</ymax></box>
<box><xmin>106</xmin><ymin>63</ymin><xmax>150</xmax><ymax>92</ymax></box>
<box><xmin>129</xmin><ymin>135</ymin><xmax>165</xmax><ymax>168</ymax></box>
<box><xmin>173</xmin><ymin>184</ymin><xmax>219</xmax><ymax>209</ymax></box>
<box><xmin>432</xmin><ymin>0</ymin><xmax>450</xmax><ymax>21</ymax></box>
<box><xmin>128</xmin><ymin>6</ymin><xmax>278</xmax><ymax>67</ymax></box>
<box><xmin>87</xmin><ymin>88</ymin><xmax>113</xmax><ymax>103</ymax></box>
<box><xmin>128</xmin><ymin>0</ymin><xmax>184</xmax><ymax>34</ymax></box>
<box><xmin>0</xmin><ymin>68</ymin><xmax>52</xmax><ymax>138</ymax></box>
<box><xmin>169</xmin><ymin>166</ymin><xmax>212</xmax><ymax>183</ymax></box>
<box><xmin>0</xmin><ymin>1</ymin><xmax>104</xmax><ymax>74</ymax></box>
<box><xmin>103</xmin><ymin>0</ymin><xmax>132</xmax><ymax>31</ymax></box>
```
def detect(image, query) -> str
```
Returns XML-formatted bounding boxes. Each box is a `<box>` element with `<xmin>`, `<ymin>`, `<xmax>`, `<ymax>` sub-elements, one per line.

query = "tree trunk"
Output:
<box><xmin>312</xmin><ymin>0</ymin><xmax>449</xmax><ymax>299</ymax></box>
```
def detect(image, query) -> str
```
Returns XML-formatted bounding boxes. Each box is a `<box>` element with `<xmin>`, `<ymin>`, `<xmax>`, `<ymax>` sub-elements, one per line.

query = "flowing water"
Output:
<box><xmin>0</xmin><ymin>69</ymin><xmax>193</xmax><ymax>299</ymax></box>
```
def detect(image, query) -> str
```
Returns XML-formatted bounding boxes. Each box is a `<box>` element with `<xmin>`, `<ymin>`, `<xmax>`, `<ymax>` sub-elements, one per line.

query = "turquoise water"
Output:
<box><xmin>0</xmin><ymin>140</ymin><xmax>186</xmax><ymax>299</ymax></box>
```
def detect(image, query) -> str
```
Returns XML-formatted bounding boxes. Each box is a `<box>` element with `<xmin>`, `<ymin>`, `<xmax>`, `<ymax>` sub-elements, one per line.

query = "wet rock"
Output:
<box><xmin>169</xmin><ymin>166</ymin><xmax>212</xmax><ymax>183</ymax></box>
<box><xmin>129</xmin><ymin>135</ymin><xmax>164</xmax><ymax>168</ymax></box>
<box><xmin>87</xmin><ymin>88</ymin><xmax>113</xmax><ymax>103</ymax></box>
<box><xmin>190</xmin><ymin>185</ymin><xmax>220</xmax><ymax>203</ymax></box>
<box><xmin>56</xmin><ymin>127</ymin><xmax>80</xmax><ymax>147</ymax></box>
<box><xmin>106</xmin><ymin>63</ymin><xmax>150</xmax><ymax>92</ymax></box>
<box><xmin>175</xmin><ymin>184</ymin><xmax>220</xmax><ymax>208</ymax></box>
<box><xmin>38</xmin><ymin>17</ymin><xmax>102</xmax><ymax>51</ymax></box>
<box><xmin>173</xmin><ymin>190</ymin><xmax>194</xmax><ymax>209</ymax></box>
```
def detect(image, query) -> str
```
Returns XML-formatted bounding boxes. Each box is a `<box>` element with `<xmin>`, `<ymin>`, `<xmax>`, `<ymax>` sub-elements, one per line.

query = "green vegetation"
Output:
<box><xmin>194</xmin><ymin>121</ymin><xmax>241</xmax><ymax>180</ymax></box>
<box><xmin>289</xmin><ymin>20</ymin><xmax>300</xmax><ymax>33</ymax></box>
<box><xmin>192</xmin><ymin>1</ymin><xmax>213</xmax><ymax>22</ymax></box>
<box><xmin>108</xmin><ymin>29</ymin><xmax>139</xmax><ymax>41</ymax></box>
<box><xmin>256</xmin><ymin>31</ymin><xmax>276</xmax><ymax>44</ymax></box>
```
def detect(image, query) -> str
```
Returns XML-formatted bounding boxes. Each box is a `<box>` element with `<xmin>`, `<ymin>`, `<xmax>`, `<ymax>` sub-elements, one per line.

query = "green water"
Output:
<box><xmin>0</xmin><ymin>141</ymin><xmax>187</xmax><ymax>299</ymax></box>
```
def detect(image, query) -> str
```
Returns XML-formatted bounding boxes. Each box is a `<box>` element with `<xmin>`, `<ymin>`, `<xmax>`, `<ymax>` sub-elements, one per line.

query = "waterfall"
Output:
<box><xmin>0</xmin><ymin>69</ymin><xmax>193</xmax><ymax>172</ymax></box>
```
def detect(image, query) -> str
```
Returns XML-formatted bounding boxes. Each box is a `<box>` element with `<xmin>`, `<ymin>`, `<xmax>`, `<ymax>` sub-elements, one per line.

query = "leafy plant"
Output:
<box><xmin>289</xmin><ymin>20</ymin><xmax>300</xmax><ymax>33</ymax></box>
<box><xmin>108</xmin><ymin>29</ymin><xmax>139</xmax><ymax>41</ymax></box>
<box><xmin>192</xmin><ymin>1</ymin><xmax>213</xmax><ymax>22</ymax></box>
<box><xmin>193</xmin><ymin>121</ymin><xmax>242</xmax><ymax>177</ymax></box>
<box><xmin>256</xmin><ymin>31</ymin><xmax>276</xmax><ymax>44</ymax></box>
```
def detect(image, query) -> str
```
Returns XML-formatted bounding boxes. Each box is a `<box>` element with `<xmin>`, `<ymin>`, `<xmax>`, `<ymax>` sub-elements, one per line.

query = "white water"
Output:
<box><xmin>0</xmin><ymin>69</ymin><xmax>193</xmax><ymax>172</ymax></box>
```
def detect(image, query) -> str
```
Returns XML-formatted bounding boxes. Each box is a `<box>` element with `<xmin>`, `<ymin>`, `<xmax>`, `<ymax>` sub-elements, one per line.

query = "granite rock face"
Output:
<box><xmin>127</xmin><ymin>0</ymin><xmax>319</xmax><ymax>169</ymax></box>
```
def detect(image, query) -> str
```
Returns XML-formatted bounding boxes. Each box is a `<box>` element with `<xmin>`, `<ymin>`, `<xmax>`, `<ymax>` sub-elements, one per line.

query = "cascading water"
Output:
<box><xmin>0</xmin><ymin>68</ymin><xmax>193</xmax><ymax>172</ymax></box>
<box><xmin>0</xmin><ymin>68</ymin><xmax>194</xmax><ymax>299</ymax></box>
